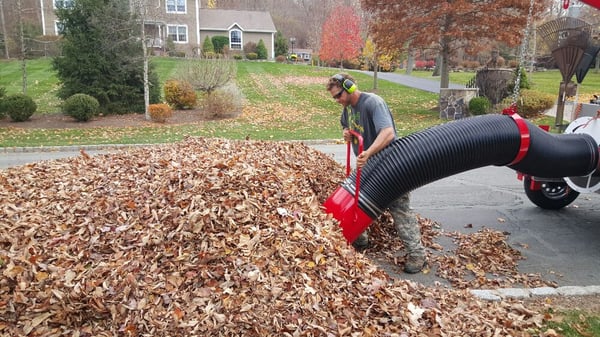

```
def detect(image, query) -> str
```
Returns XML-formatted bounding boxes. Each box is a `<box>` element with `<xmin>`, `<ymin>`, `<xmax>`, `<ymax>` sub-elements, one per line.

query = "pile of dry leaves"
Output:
<box><xmin>1</xmin><ymin>138</ymin><xmax>545</xmax><ymax>336</ymax></box>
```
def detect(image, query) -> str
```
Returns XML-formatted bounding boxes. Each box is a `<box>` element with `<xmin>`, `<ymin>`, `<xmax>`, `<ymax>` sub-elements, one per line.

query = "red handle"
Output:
<box><xmin>345</xmin><ymin>130</ymin><xmax>363</xmax><ymax>214</ymax></box>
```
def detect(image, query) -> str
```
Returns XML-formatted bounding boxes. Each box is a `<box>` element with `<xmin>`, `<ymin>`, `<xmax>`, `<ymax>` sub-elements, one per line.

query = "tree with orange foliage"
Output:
<box><xmin>319</xmin><ymin>5</ymin><xmax>363</xmax><ymax>67</ymax></box>
<box><xmin>361</xmin><ymin>0</ymin><xmax>550</xmax><ymax>89</ymax></box>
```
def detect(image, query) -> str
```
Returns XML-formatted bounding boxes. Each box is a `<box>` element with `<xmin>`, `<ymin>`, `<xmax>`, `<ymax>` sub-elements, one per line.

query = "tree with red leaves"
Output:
<box><xmin>319</xmin><ymin>5</ymin><xmax>363</xmax><ymax>67</ymax></box>
<box><xmin>361</xmin><ymin>0</ymin><xmax>550</xmax><ymax>89</ymax></box>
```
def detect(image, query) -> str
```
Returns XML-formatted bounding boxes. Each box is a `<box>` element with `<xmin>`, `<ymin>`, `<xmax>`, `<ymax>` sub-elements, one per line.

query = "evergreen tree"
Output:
<box><xmin>52</xmin><ymin>0</ymin><xmax>160</xmax><ymax>114</ymax></box>
<box><xmin>202</xmin><ymin>36</ymin><xmax>215</xmax><ymax>56</ymax></box>
<box><xmin>256</xmin><ymin>39</ymin><xmax>267</xmax><ymax>60</ymax></box>
<box><xmin>274</xmin><ymin>31</ymin><xmax>288</xmax><ymax>57</ymax></box>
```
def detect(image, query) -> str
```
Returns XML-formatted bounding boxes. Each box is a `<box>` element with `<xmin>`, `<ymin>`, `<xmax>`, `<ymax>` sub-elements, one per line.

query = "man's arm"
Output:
<box><xmin>356</xmin><ymin>126</ymin><xmax>395</xmax><ymax>168</ymax></box>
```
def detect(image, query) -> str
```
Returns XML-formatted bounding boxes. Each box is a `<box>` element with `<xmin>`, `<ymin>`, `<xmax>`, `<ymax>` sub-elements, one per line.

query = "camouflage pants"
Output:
<box><xmin>353</xmin><ymin>193</ymin><xmax>424</xmax><ymax>257</ymax></box>
<box><xmin>389</xmin><ymin>193</ymin><xmax>425</xmax><ymax>257</ymax></box>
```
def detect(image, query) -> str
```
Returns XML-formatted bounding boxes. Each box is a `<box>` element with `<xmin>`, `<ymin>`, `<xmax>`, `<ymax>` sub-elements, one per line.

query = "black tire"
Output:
<box><xmin>523</xmin><ymin>175</ymin><xmax>579</xmax><ymax>210</ymax></box>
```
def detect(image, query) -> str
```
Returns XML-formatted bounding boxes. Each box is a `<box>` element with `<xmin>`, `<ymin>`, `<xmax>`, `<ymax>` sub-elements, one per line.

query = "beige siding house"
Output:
<box><xmin>198</xmin><ymin>9</ymin><xmax>276</xmax><ymax>59</ymax></box>
<box><xmin>39</xmin><ymin>1</ymin><xmax>277</xmax><ymax>59</ymax></box>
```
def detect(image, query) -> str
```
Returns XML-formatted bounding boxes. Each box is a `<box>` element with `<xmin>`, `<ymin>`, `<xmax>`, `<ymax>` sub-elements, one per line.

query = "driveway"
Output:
<box><xmin>358</xmin><ymin>70</ymin><xmax>465</xmax><ymax>93</ymax></box>
<box><xmin>313</xmin><ymin>143</ymin><xmax>600</xmax><ymax>288</ymax></box>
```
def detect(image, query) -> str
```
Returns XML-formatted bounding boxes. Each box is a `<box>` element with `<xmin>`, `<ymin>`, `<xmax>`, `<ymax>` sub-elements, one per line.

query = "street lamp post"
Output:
<box><xmin>290</xmin><ymin>37</ymin><xmax>295</xmax><ymax>54</ymax></box>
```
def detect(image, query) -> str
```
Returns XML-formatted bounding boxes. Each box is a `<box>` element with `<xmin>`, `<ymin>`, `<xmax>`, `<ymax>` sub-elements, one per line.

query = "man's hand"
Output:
<box><xmin>342</xmin><ymin>129</ymin><xmax>353</xmax><ymax>143</ymax></box>
<box><xmin>354</xmin><ymin>126</ymin><xmax>395</xmax><ymax>168</ymax></box>
<box><xmin>356</xmin><ymin>150</ymin><xmax>371</xmax><ymax>168</ymax></box>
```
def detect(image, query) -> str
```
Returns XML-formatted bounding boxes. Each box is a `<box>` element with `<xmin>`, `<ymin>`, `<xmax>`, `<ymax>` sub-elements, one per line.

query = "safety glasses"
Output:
<box><xmin>333</xmin><ymin>89</ymin><xmax>344</xmax><ymax>100</ymax></box>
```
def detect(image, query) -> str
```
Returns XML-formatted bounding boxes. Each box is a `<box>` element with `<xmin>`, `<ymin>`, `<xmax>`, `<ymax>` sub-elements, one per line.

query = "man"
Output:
<box><xmin>326</xmin><ymin>73</ymin><xmax>426</xmax><ymax>274</ymax></box>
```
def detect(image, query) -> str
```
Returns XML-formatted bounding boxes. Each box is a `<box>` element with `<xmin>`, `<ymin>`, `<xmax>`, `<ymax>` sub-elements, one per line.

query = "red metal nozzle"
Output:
<box><xmin>324</xmin><ymin>130</ymin><xmax>372</xmax><ymax>243</ymax></box>
<box><xmin>323</xmin><ymin>186</ymin><xmax>373</xmax><ymax>243</ymax></box>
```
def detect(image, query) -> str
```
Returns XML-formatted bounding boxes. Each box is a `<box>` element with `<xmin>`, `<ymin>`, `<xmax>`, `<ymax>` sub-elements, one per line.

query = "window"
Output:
<box><xmin>166</xmin><ymin>0</ymin><xmax>186</xmax><ymax>13</ymax></box>
<box><xmin>55</xmin><ymin>21</ymin><xmax>66</xmax><ymax>35</ymax></box>
<box><xmin>54</xmin><ymin>0</ymin><xmax>74</xmax><ymax>9</ymax></box>
<box><xmin>230</xmin><ymin>29</ymin><xmax>242</xmax><ymax>50</ymax></box>
<box><xmin>167</xmin><ymin>25</ymin><xmax>188</xmax><ymax>43</ymax></box>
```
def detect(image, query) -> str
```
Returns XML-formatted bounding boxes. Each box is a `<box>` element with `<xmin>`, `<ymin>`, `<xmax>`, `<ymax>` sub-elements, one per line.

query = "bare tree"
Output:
<box><xmin>131</xmin><ymin>0</ymin><xmax>151</xmax><ymax>120</ymax></box>
<box><xmin>0</xmin><ymin>0</ymin><xmax>9</xmax><ymax>59</ymax></box>
<box><xmin>17</xmin><ymin>0</ymin><xmax>26</xmax><ymax>93</ymax></box>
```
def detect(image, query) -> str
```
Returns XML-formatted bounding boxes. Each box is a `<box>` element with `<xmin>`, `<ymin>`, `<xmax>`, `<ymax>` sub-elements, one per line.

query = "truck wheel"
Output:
<box><xmin>523</xmin><ymin>176</ymin><xmax>579</xmax><ymax>210</ymax></box>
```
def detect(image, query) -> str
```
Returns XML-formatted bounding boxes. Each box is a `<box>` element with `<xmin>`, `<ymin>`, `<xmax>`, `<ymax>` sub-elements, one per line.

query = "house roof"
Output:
<box><xmin>199</xmin><ymin>9</ymin><xmax>276</xmax><ymax>33</ymax></box>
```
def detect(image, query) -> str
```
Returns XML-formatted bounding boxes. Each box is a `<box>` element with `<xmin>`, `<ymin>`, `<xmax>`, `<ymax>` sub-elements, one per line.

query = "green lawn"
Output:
<box><xmin>0</xmin><ymin>59</ymin><xmax>443</xmax><ymax>146</ymax></box>
<box><xmin>0</xmin><ymin>58</ymin><xmax>596</xmax><ymax>147</ymax></box>
<box><xmin>408</xmin><ymin>68</ymin><xmax>600</xmax><ymax>97</ymax></box>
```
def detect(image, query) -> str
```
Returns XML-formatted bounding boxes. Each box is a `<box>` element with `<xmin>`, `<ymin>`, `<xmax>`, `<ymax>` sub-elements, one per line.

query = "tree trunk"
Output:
<box><xmin>0</xmin><ymin>0</ymin><xmax>9</xmax><ymax>59</ymax></box>
<box><xmin>439</xmin><ymin>36</ymin><xmax>451</xmax><ymax>89</ymax></box>
<box><xmin>432</xmin><ymin>54</ymin><xmax>442</xmax><ymax>77</ymax></box>
<box><xmin>142</xmin><ymin>27</ymin><xmax>150</xmax><ymax>121</ymax></box>
<box><xmin>136</xmin><ymin>0</ymin><xmax>151</xmax><ymax>120</ymax></box>
<box><xmin>372</xmin><ymin>58</ymin><xmax>379</xmax><ymax>90</ymax></box>
<box><xmin>17</xmin><ymin>0</ymin><xmax>26</xmax><ymax>94</ymax></box>
<box><xmin>405</xmin><ymin>48</ymin><xmax>414</xmax><ymax>75</ymax></box>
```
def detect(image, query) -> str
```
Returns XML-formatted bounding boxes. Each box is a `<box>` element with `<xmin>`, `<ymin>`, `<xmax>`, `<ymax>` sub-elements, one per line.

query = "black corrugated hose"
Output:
<box><xmin>341</xmin><ymin>114</ymin><xmax>599</xmax><ymax>219</ymax></box>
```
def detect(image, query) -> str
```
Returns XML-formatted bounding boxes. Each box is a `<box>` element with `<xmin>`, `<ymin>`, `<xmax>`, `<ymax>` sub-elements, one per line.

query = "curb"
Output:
<box><xmin>0</xmin><ymin>143</ymin><xmax>155</xmax><ymax>153</ymax></box>
<box><xmin>0</xmin><ymin>139</ymin><xmax>343</xmax><ymax>154</ymax></box>
<box><xmin>470</xmin><ymin>285</ymin><xmax>600</xmax><ymax>301</ymax></box>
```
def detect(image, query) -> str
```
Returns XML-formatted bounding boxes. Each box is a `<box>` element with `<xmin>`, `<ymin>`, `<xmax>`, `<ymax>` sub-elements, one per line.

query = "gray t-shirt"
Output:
<box><xmin>340</xmin><ymin>92</ymin><xmax>398</xmax><ymax>155</ymax></box>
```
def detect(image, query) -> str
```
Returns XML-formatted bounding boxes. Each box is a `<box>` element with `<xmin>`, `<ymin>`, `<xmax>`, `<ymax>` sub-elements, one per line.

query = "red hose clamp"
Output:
<box><xmin>502</xmin><ymin>105</ymin><xmax>530</xmax><ymax>165</ymax></box>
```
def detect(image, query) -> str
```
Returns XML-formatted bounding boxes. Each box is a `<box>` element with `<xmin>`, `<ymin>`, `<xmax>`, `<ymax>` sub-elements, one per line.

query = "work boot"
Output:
<box><xmin>404</xmin><ymin>254</ymin><xmax>426</xmax><ymax>274</ymax></box>
<box><xmin>352</xmin><ymin>232</ymin><xmax>369</xmax><ymax>252</ymax></box>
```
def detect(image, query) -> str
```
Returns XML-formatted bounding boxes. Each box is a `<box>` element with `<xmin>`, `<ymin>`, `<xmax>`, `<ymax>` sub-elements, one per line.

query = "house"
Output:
<box><xmin>198</xmin><ymin>9</ymin><xmax>276</xmax><ymax>59</ymax></box>
<box><xmin>292</xmin><ymin>48</ymin><xmax>312</xmax><ymax>62</ymax></box>
<box><xmin>38</xmin><ymin>1</ymin><xmax>277</xmax><ymax>59</ymax></box>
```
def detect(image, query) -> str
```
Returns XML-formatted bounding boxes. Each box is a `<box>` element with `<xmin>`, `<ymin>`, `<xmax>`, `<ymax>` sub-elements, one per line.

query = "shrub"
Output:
<box><xmin>211</xmin><ymin>36</ymin><xmax>229</xmax><ymax>54</ymax></box>
<box><xmin>200</xmin><ymin>83</ymin><xmax>243</xmax><ymax>119</ymax></box>
<box><xmin>246</xmin><ymin>52</ymin><xmax>258</xmax><ymax>60</ymax></box>
<box><xmin>1</xmin><ymin>93</ymin><xmax>37</xmax><ymax>122</ymax></box>
<box><xmin>460</xmin><ymin>60</ymin><xmax>481</xmax><ymax>70</ymax></box>
<box><xmin>256</xmin><ymin>39</ymin><xmax>268</xmax><ymax>60</ymax></box>
<box><xmin>500</xmin><ymin>89</ymin><xmax>555</xmax><ymax>118</ymax></box>
<box><xmin>168</xmin><ymin>51</ymin><xmax>186</xmax><ymax>58</ymax></box>
<box><xmin>203</xmin><ymin>51</ymin><xmax>217</xmax><ymax>59</ymax></box>
<box><xmin>468</xmin><ymin>96</ymin><xmax>491</xmax><ymax>115</ymax></box>
<box><xmin>148</xmin><ymin>103</ymin><xmax>173</xmax><ymax>123</ymax></box>
<box><xmin>414</xmin><ymin>60</ymin><xmax>436</xmax><ymax>70</ymax></box>
<box><xmin>0</xmin><ymin>87</ymin><xmax>6</xmax><ymax>119</ymax></box>
<box><xmin>164</xmin><ymin>79</ymin><xmax>197</xmax><ymax>110</ymax></box>
<box><xmin>275</xmin><ymin>55</ymin><xmax>286</xmax><ymax>63</ymax></box>
<box><xmin>202</xmin><ymin>36</ymin><xmax>215</xmax><ymax>56</ymax></box>
<box><xmin>62</xmin><ymin>93</ymin><xmax>100</xmax><ymax>122</ymax></box>
<box><xmin>243</xmin><ymin>41</ymin><xmax>257</xmax><ymax>54</ymax></box>
<box><xmin>507</xmin><ymin>67</ymin><xmax>531</xmax><ymax>94</ymax></box>
<box><xmin>175</xmin><ymin>58</ymin><xmax>237</xmax><ymax>94</ymax></box>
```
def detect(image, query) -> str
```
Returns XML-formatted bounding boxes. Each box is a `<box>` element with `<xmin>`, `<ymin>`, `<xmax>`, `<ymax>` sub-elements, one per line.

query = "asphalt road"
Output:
<box><xmin>2</xmin><ymin>145</ymin><xmax>599</xmax><ymax>289</ymax></box>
